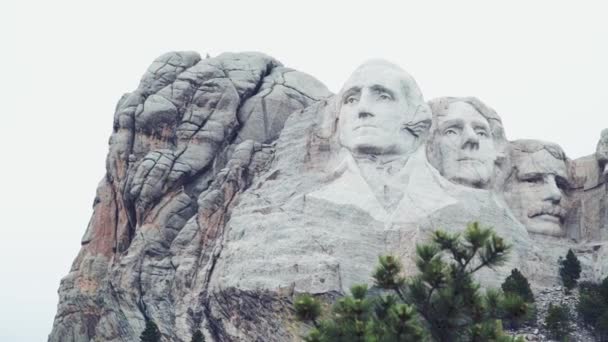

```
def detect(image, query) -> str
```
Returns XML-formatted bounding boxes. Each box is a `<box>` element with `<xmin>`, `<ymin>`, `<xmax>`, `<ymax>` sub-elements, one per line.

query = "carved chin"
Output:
<box><xmin>525</xmin><ymin>219</ymin><xmax>565</xmax><ymax>237</ymax></box>
<box><xmin>345</xmin><ymin>135</ymin><xmax>417</xmax><ymax>156</ymax></box>
<box><xmin>448</xmin><ymin>175</ymin><xmax>490</xmax><ymax>188</ymax></box>
<box><xmin>444</xmin><ymin>165</ymin><xmax>492</xmax><ymax>188</ymax></box>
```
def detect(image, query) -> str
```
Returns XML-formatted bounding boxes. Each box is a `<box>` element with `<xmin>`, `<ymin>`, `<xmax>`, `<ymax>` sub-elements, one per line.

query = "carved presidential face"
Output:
<box><xmin>596</xmin><ymin>129</ymin><xmax>608</xmax><ymax>177</ymax></box>
<box><xmin>432</xmin><ymin>101</ymin><xmax>497</xmax><ymax>188</ymax></box>
<box><xmin>504</xmin><ymin>145</ymin><xmax>569</xmax><ymax>237</ymax></box>
<box><xmin>338</xmin><ymin>63</ymin><xmax>423</xmax><ymax>156</ymax></box>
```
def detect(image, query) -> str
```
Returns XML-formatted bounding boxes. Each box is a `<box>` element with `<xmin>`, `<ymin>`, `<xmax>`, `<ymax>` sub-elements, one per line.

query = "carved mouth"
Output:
<box><xmin>457</xmin><ymin>157</ymin><xmax>482</xmax><ymax>162</ymax></box>
<box><xmin>529</xmin><ymin>207</ymin><xmax>566</xmax><ymax>222</ymax></box>
<box><xmin>354</xmin><ymin>125</ymin><xmax>378</xmax><ymax>131</ymax></box>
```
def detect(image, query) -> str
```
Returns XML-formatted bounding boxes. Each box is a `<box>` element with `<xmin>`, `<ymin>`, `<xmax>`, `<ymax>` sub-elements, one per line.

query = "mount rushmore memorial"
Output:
<box><xmin>50</xmin><ymin>51</ymin><xmax>608</xmax><ymax>341</ymax></box>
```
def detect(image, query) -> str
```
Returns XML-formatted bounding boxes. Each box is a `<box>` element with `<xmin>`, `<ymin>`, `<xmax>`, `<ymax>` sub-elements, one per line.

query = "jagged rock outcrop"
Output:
<box><xmin>50</xmin><ymin>51</ymin><xmax>330</xmax><ymax>342</ymax></box>
<box><xmin>50</xmin><ymin>52</ymin><xmax>607</xmax><ymax>342</ymax></box>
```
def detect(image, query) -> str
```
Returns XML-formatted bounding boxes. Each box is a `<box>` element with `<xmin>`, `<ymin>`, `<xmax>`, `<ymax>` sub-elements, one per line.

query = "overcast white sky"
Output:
<box><xmin>2</xmin><ymin>1</ymin><xmax>607</xmax><ymax>341</ymax></box>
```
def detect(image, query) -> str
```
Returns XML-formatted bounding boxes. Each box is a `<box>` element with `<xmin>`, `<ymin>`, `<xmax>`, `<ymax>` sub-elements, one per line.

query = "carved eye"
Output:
<box><xmin>476</xmin><ymin>130</ymin><xmax>488</xmax><ymax>137</ymax></box>
<box><xmin>378</xmin><ymin>93</ymin><xmax>392</xmax><ymax>101</ymax></box>
<box><xmin>523</xmin><ymin>176</ymin><xmax>543</xmax><ymax>184</ymax></box>
<box><xmin>344</xmin><ymin>96</ymin><xmax>358</xmax><ymax>104</ymax></box>
<box><xmin>444</xmin><ymin>128</ymin><xmax>458</xmax><ymax>136</ymax></box>
<box><xmin>556</xmin><ymin>177</ymin><xmax>569</xmax><ymax>191</ymax></box>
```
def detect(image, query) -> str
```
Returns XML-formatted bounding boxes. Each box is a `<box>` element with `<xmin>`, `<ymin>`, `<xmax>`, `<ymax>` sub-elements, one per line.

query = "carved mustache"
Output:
<box><xmin>528</xmin><ymin>204</ymin><xmax>566</xmax><ymax>221</ymax></box>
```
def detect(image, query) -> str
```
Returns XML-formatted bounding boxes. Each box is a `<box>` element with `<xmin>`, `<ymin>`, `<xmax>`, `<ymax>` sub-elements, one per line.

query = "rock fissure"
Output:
<box><xmin>50</xmin><ymin>52</ymin><xmax>606</xmax><ymax>342</ymax></box>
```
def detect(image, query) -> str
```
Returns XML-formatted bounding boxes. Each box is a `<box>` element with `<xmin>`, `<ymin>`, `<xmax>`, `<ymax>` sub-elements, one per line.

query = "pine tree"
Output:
<box><xmin>140</xmin><ymin>319</ymin><xmax>161</xmax><ymax>342</ymax></box>
<box><xmin>191</xmin><ymin>329</ymin><xmax>205</xmax><ymax>342</ymax></box>
<box><xmin>559</xmin><ymin>249</ymin><xmax>581</xmax><ymax>293</ymax></box>
<box><xmin>577</xmin><ymin>278</ymin><xmax>608</xmax><ymax>340</ymax></box>
<box><xmin>294</xmin><ymin>284</ymin><xmax>425</xmax><ymax>342</ymax></box>
<box><xmin>501</xmin><ymin>268</ymin><xmax>534</xmax><ymax>303</ymax></box>
<box><xmin>294</xmin><ymin>294</ymin><xmax>322</xmax><ymax>325</ymax></box>
<box><xmin>294</xmin><ymin>222</ymin><xmax>525</xmax><ymax>342</ymax></box>
<box><xmin>406</xmin><ymin>222</ymin><xmax>515</xmax><ymax>341</ymax></box>
<box><xmin>545</xmin><ymin>303</ymin><xmax>571</xmax><ymax>340</ymax></box>
<box><xmin>499</xmin><ymin>292</ymin><xmax>533</xmax><ymax>329</ymax></box>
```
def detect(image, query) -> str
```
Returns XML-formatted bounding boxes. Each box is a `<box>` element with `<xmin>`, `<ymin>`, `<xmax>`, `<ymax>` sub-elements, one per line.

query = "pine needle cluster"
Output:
<box><xmin>294</xmin><ymin>222</ymin><xmax>526</xmax><ymax>342</ymax></box>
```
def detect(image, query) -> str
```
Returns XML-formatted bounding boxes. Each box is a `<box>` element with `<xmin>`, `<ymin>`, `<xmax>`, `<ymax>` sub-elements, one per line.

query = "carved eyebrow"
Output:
<box><xmin>369</xmin><ymin>85</ymin><xmax>396</xmax><ymax>98</ymax></box>
<box><xmin>472</xmin><ymin>120</ymin><xmax>490</xmax><ymax>131</ymax></box>
<box><xmin>341</xmin><ymin>86</ymin><xmax>361</xmax><ymax>100</ymax></box>
<box><xmin>438</xmin><ymin>118</ymin><xmax>464</xmax><ymax>130</ymax></box>
<box><xmin>517</xmin><ymin>172</ymin><xmax>543</xmax><ymax>181</ymax></box>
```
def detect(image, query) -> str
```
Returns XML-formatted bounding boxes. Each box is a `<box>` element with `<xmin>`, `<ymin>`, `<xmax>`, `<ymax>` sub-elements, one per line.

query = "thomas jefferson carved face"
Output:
<box><xmin>338</xmin><ymin>61</ymin><xmax>430</xmax><ymax>156</ymax></box>
<box><xmin>504</xmin><ymin>141</ymin><xmax>569</xmax><ymax>237</ymax></box>
<box><xmin>428</xmin><ymin>99</ymin><xmax>501</xmax><ymax>189</ymax></box>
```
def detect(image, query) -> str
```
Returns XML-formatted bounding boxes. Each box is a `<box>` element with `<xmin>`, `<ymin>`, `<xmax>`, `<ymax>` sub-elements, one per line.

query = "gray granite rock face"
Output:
<box><xmin>50</xmin><ymin>53</ymin><xmax>607</xmax><ymax>342</ymax></box>
<box><xmin>49</xmin><ymin>51</ymin><xmax>330</xmax><ymax>342</ymax></box>
<box><xmin>427</xmin><ymin>97</ymin><xmax>507</xmax><ymax>190</ymax></box>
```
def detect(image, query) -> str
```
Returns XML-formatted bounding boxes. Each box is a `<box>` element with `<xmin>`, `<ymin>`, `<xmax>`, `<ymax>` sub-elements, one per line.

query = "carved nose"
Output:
<box><xmin>358</xmin><ymin>111</ymin><xmax>374</xmax><ymax>119</ymax></box>
<box><xmin>461</xmin><ymin>127</ymin><xmax>479</xmax><ymax>150</ymax></box>
<box><xmin>544</xmin><ymin>176</ymin><xmax>562</xmax><ymax>203</ymax></box>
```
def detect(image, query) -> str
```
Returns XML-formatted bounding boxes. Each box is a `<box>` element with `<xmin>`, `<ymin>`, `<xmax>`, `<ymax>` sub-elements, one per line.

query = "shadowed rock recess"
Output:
<box><xmin>50</xmin><ymin>52</ymin><xmax>607</xmax><ymax>342</ymax></box>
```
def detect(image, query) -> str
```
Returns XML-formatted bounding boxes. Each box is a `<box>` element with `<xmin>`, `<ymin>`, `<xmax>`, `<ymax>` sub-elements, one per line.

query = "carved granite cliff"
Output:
<box><xmin>50</xmin><ymin>52</ymin><xmax>607</xmax><ymax>342</ymax></box>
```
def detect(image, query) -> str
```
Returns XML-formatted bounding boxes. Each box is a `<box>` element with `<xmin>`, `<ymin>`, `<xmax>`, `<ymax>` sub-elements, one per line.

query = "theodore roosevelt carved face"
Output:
<box><xmin>427</xmin><ymin>97</ymin><xmax>506</xmax><ymax>189</ymax></box>
<box><xmin>337</xmin><ymin>60</ymin><xmax>431</xmax><ymax>157</ymax></box>
<box><xmin>504</xmin><ymin>140</ymin><xmax>569</xmax><ymax>237</ymax></box>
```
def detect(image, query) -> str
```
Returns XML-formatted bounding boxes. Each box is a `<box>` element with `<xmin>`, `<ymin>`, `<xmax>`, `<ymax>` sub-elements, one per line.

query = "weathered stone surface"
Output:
<box><xmin>503</xmin><ymin>140</ymin><xmax>570</xmax><ymax>237</ymax></box>
<box><xmin>50</xmin><ymin>53</ymin><xmax>608</xmax><ymax>342</ymax></box>
<box><xmin>49</xmin><ymin>51</ymin><xmax>329</xmax><ymax>342</ymax></box>
<box><xmin>427</xmin><ymin>97</ymin><xmax>507</xmax><ymax>190</ymax></box>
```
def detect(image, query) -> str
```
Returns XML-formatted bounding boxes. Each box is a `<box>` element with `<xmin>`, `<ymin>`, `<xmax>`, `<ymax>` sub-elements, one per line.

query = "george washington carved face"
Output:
<box><xmin>337</xmin><ymin>60</ymin><xmax>431</xmax><ymax>157</ymax></box>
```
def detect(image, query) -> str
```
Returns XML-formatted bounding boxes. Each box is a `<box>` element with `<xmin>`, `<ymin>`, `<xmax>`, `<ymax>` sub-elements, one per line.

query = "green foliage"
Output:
<box><xmin>558</xmin><ymin>249</ymin><xmax>581</xmax><ymax>293</ymax></box>
<box><xmin>373</xmin><ymin>255</ymin><xmax>406</xmax><ymax>290</ymax></box>
<box><xmin>191</xmin><ymin>329</ymin><xmax>205</xmax><ymax>342</ymax></box>
<box><xmin>407</xmin><ymin>222</ymin><xmax>512</xmax><ymax>342</ymax></box>
<box><xmin>545</xmin><ymin>303</ymin><xmax>571</xmax><ymax>340</ymax></box>
<box><xmin>295</xmin><ymin>294</ymin><xmax>322</xmax><ymax>323</ymax></box>
<box><xmin>483</xmin><ymin>289</ymin><xmax>503</xmax><ymax>319</ymax></box>
<box><xmin>297</xmin><ymin>285</ymin><xmax>425</xmax><ymax>342</ymax></box>
<box><xmin>498</xmin><ymin>293</ymin><xmax>533</xmax><ymax>329</ymax></box>
<box><xmin>140</xmin><ymin>319</ymin><xmax>161</xmax><ymax>342</ymax></box>
<box><xmin>470</xmin><ymin>319</ymin><xmax>524</xmax><ymax>342</ymax></box>
<box><xmin>294</xmin><ymin>222</ymin><xmax>524</xmax><ymax>342</ymax></box>
<box><xmin>501</xmin><ymin>269</ymin><xmax>534</xmax><ymax>303</ymax></box>
<box><xmin>577</xmin><ymin>278</ymin><xmax>608</xmax><ymax>340</ymax></box>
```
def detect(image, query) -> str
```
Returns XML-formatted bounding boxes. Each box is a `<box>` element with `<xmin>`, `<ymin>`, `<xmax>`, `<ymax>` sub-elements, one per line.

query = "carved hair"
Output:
<box><xmin>506</xmin><ymin>139</ymin><xmax>571</xmax><ymax>191</ymax></box>
<box><xmin>427</xmin><ymin>97</ymin><xmax>506</xmax><ymax>145</ymax></box>
<box><xmin>510</xmin><ymin>139</ymin><xmax>567</xmax><ymax>161</ymax></box>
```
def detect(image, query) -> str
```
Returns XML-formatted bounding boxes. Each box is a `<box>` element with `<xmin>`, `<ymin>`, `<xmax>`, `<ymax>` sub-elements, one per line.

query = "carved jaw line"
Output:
<box><xmin>525</xmin><ymin>206</ymin><xmax>566</xmax><ymax>237</ymax></box>
<box><xmin>525</xmin><ymin>221</ymin><xmax>565</xmax><ymax>237</ymax></box>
